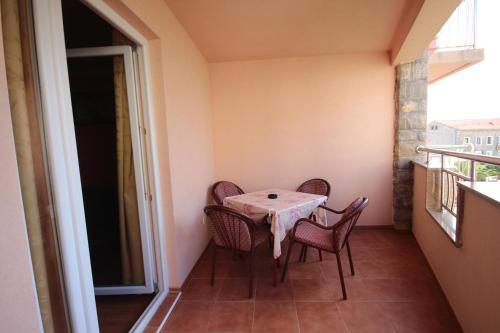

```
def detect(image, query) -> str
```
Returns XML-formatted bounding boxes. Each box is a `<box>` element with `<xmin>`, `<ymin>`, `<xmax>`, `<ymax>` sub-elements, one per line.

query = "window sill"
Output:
<box><xmin>426</xmin><ymin>208</ymin><xmax>459</xmax><ymax>246</ymax></box>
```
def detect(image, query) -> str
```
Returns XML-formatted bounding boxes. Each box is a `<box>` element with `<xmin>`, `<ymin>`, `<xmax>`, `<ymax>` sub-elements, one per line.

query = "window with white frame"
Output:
<box><xmin>487</xmin><ymin>136</ymin><xmax>493</xmax><ymax>145</ymax></box>
<box><xmin>463</xmin><ymin>137</ymin><xmax>471</xmax><ymax>144</ymax></box>
<box><xmin>476</xmin><ymin>137</ymin><xmax>482</xmax><ymax>145</ymax></box>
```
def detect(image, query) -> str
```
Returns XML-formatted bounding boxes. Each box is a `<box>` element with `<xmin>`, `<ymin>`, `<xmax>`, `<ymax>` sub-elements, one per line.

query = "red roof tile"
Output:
<box><xmin>437</xmin><ymin>118</ymin><xmax>500</xmax><ymax>130</ymax></box>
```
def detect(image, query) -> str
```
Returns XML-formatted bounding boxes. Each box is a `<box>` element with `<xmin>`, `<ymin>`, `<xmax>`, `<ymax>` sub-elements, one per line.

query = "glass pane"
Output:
<box><xmin>1</xmin><ymin>0</ymin><xmax>70</xmax><ymax>330</ymax></box>
<box><xmin>67</xmin><ymin>55</ymin><xmax>144</xmax><ymax>287</ymax></box>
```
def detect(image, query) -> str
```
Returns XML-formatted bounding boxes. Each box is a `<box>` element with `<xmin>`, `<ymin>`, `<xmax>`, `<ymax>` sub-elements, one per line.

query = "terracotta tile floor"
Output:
<box><xmin>159</xmin><ymin>229</ymin><xmax>462</xmax><ymax>333</ymax></box>
<box><xmin>95</xmin><ymin>294</ymin><xmax>155</xmax><ymax>333</ymax></box>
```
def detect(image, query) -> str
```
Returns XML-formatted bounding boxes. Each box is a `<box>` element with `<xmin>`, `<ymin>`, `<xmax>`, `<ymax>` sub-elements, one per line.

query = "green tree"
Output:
<box><xmin>475</xmin><ymin>163</ymin><xmax>500</xmax><ymax>181</ymax></box>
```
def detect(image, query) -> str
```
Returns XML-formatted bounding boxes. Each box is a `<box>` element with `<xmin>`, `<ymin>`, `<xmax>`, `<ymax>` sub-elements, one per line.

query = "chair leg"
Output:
<box><xmin>281</xmin><ymin>240</ymin><xmax>295</xmax><ymax>283</ymax></box>
<box><xmin>346</xmin><ymin>240</ymin><xmax>355</xmax><ymax>276</ymax></box>
<box><xmin>335</xmin><ymin>252</ymin><xmax>347</xmax><ymax>300</ymax></box>
<box><xmin>211</xmin><ymin>245</ymin><xmax>217</xmax><ymax>286</ymax></box>
<box><xmin>299</xmin><ymin>245</ymin><xmax>305</xmax><ymax>262</ymax></box>
<box><xmin>249</xmin><ymin>251</ymin><xmax>254</xmax><ymax>298</ymax></box>
<box><xmin>318</xmin><ymin>249</ymin><xmax>323</xmax><ymax>261</ymax></box>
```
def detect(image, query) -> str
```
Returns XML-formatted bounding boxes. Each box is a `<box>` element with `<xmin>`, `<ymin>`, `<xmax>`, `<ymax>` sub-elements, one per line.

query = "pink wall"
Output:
<box><xmin>413</xmin><ymin>164</ymin><xmax>500</xmax><ymax>332</ymax></box>
<box><xmin>0</xmin><ymin>14</ymin><xmax>42</xmax><ymax>332</ymax></box>
<box><xmin>210</xmin><ymin>53</ymin><xmax>394</xmax><ymax>225</ymax></box>
<box><xmin>105</xmin><ymin>0</ymin><xmax>215</xmax><ymax>287</ymax></box>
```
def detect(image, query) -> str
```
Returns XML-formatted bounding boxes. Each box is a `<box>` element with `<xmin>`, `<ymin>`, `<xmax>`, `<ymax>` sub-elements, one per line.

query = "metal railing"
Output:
<box><xmin>432</xmin><ymin>0</ymin><xmax>477</xmax><ymax>50</ymax></box>
<box><xmin>416</xmin><ymin>145</ymin><xmax>500</xmax><ymax>217</ymax></box>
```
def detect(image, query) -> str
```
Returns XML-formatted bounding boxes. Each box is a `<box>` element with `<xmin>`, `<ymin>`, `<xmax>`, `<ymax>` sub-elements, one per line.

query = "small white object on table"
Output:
<box><xmin>223</xmin><ymin>188</ymin><xmax>327</xmax><ymax>259</ymax></box>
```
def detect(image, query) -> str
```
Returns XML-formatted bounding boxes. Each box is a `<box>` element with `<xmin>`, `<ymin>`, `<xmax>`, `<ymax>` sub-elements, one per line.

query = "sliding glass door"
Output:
<box><xmin>66</xmin><ymin>46</ymin><xmax>155</xmax><ymax>295</ymax></box>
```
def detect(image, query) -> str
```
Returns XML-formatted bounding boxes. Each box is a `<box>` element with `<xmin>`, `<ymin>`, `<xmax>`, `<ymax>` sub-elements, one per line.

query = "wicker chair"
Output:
<box><xmin>281</xmin><ymin>197</ymin><xmax>369</xmax><ymax>300</ymax></box>
<box><xmin>204</xmin><ymin>205</ymin><xmax>272</xmax><ymax>298</ymax></box>
<box><xmin>212</xmin><ymin>181</ymin><xmax>245</xmax><ymax>205</ymax></box>
<box><xmin>296</xmin><ymin>178</ymin><xmax>331</xmax><ymax>198</ymax></box>
<box><xmin>296</xmin><ymin>178</ymin><xmax>331</xmax><ymax>261</ymax></box>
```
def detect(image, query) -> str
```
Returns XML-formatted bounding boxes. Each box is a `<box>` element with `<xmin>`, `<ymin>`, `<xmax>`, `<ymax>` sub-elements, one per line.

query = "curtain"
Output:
<box><xmin>113</xmin><ymin>31</ymin><xmax>145</xmax><ymax>285</ymax></box>
<box><xmin>1</xmin><ymin>0</ymin><xmax>68</xmax><ymax>331</ymax></box>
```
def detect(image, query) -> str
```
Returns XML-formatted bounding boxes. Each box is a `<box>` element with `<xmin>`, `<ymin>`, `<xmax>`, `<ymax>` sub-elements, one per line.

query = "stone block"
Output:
<box><xmin>397</xmin><ymin>142</ymin><xmax>421</xmax><ymax>157</ymax></box>
<box><xmin>412</xmin><ymin>59</ymin><xmax>428</xmax><ymax>80</ymax></box>
<box><xmin>393</xmin><ymin>208</ymin><xmax>412</xmax><ymax>221</ymax></box>
<box><xmin>401</xmin><ymin>101</ymin><xmax>418</xmax><ymax>113</ymax></box>
<box><xmin>398</xmin><ymin>80</ymin><xmax>427</xmax><ymax>100</ymax></box>
<box><xmin>394</xmin><ymin>157</ymin><xmax>415</xmax><ymax>169</ymax></box>
<box><xmin>398</xmin><ymin>129</ymin><xmax>417</xmax><ymax>141</ymax></box>
<box><xmin>394</xmin><ymin>220</ymin><xmax>411</xmax><ymax>230</ymax></box>
<box><xmin>400</xmin><ymin>114</ymin><xmax>426</xmax><ymax>130</ymax></box>
<box><xmin>417</xmin><ymin>131</ymin><xmax>427</xmax><ymax>142</ymax></box>
<box><xmin>397</xmin><ymin>63</ymin><xmax>412</xmax><ymax>81</ymax></box>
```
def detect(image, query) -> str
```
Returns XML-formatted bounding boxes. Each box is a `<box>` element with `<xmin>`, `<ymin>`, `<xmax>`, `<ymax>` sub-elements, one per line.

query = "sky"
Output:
<box><xmin>427</xmin><ymin>0</ymin><xmax>500</xmax><ymax>122</ymax></box>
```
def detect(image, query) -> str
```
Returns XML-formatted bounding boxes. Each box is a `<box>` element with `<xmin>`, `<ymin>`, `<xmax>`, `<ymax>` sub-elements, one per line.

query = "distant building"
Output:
<box><xmin>427</xmin><ymin>118</ymin><xmax>500</xmax><ymax>156</ymax></box>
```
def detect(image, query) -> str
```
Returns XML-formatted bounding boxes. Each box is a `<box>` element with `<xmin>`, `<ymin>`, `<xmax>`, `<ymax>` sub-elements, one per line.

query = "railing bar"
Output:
<box><xmin>442</xmin><ymin>168</ymin><xmax>471</xmax><ymax>181</ymax></box>
<box><xmin>416</xmin><ymin>146</ymin><xmax>500</xmax><ymax>166</ymax></box>
<box><xmin>443</xmin><ymin>204</ymin><xmax>457</xmax><ymax>217</ymax></box>
<box><xmin>451</xmin><ymin>175</ymin><xmax>456</xmax><ymax>213</ymax></box>
<box><xmin>445</xmin><ymin>172</ymin><xmax>450</xmax><ymax>208</ymax></box>
<box><xmin>446</xmin><ymin>172</ymin><xmax>450</xmax><ymax>208</ymax></box>
<box><xmin>435</xmin><ymin>0</ymin><xmax>476</xmax><ymax>49</ymax></box>
<box><xmin>473</xmin><ymin>0</ymin><xmax>477</xmax><ymax>48</ymax></box>
<box><xmin>440</xmin><ymin>154</ymin><xmax>444</xmax><ymax>211</ymax></box>
<box><xmin>448</xmin><ymin>172</ymin><xmax>453</xmax><ymax>208</ymax></box>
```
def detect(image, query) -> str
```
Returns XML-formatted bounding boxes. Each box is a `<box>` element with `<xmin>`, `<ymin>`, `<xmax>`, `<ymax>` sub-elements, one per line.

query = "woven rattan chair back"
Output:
<box><xmin>212</xmin><ymin>181</ymin><xmax>245</xmax><ymax>205</ymax></box>
<box><xmin>204</xmin><ymin>205</ymin><xmax>255</xmax><ymax>252</ymax></box>
<box><xmin>332</xmin><ymin>197</ymin><xmax>369</xmax><ymax>251</ymax></box>
<box><xmin>296</xmin><ymin>178</ymin><xmax>331</xmax><ymax>198</ymax></box>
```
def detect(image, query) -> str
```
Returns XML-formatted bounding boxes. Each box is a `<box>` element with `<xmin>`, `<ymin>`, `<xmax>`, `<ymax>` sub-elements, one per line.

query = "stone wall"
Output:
<box><xmin>393</xmin><ymin>56</ymin><xmax>428</xmax><ymax>229</ymax></box>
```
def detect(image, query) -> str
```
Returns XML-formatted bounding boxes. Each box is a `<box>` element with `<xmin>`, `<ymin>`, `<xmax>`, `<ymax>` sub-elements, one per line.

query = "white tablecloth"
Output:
<box><xmin>223</xmin><ymin>189</ymin><xmax>327</xmax><ymax>258</ymax></box>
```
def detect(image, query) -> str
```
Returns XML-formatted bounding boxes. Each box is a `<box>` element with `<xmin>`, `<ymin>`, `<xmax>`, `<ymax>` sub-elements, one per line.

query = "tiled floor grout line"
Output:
<box><xmin>292</xmin><ymin>300</ymin><xmax>301</xmax><ymax>333</ymax></box>
<box><xmin>203</xmin><ymin>292</ymin><xmax>219</xmax><ymax>332</ymax></box>
<box><xmin>335</xmin><ymin>302</ymin><xmax>352</xmax><ymax>333</ymax></box>
<box><xmin>375</xmin><ymin>301</ymin><xmax>400</xmax><ymax>333</ymax></box>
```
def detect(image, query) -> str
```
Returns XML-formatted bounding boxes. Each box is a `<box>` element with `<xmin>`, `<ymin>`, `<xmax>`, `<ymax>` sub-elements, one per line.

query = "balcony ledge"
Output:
<box><xmin>428</xmin><ymin>48</ymin><xmax>484</xmax><ymax>84</ymax></box>
<box><xmin>458</xmin><ymin>181</ymin><xmax>500</xmax><ymax>209</ymax></box>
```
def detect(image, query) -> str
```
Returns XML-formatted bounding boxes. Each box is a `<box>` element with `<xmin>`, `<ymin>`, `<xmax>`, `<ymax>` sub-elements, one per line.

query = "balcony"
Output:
<box><xmin>2</xmin><ymin>0</ymin><xmax>499</xmax><ymax>333</ymax></box>
<box><xmin>428</xmin><ymin>0</ymin><xmax>484</xmax><ymax>83</ymax></box>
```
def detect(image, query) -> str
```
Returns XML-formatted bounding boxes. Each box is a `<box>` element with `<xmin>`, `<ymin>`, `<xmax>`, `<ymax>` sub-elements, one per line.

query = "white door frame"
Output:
<box><xmin>32</xmin><ymin>0</ymin><xmax>169</xmax><ymax>332</ymax></box>
<box><xmin>67</xmin><ymin>46</ymin><xmax>156</xmax><ymax>295</ymax></box>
